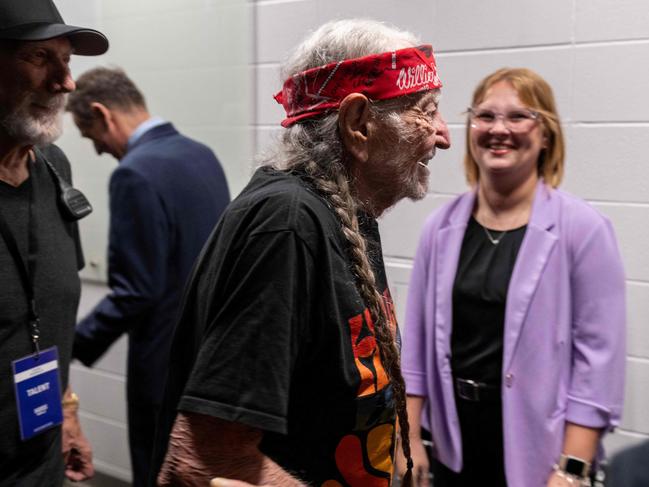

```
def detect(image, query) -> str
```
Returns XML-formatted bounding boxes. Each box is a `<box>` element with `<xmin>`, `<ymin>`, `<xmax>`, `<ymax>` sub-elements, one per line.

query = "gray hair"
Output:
<box><xmin>280</xmin><ymin>19</ymin><xmax>418</xmax><ymax>80</ymax></box>
<box><xmin>263</xmin><ymin>19</ymin><xmax>436</xmax><ymax>171</ymax></box>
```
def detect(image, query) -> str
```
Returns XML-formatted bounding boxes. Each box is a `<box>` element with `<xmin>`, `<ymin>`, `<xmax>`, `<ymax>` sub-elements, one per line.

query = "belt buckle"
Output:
<box><xmin>456</xmin><ymin>378</ymin><xmax>481</xmax><ymax>401</ymax></box>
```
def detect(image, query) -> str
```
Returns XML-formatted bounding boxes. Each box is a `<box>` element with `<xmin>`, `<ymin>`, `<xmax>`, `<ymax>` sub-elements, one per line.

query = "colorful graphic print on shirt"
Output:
<box><xmin>323</xmin><ymin>289</ymin><xmax>398</xmax><ymax>487</ymax></box>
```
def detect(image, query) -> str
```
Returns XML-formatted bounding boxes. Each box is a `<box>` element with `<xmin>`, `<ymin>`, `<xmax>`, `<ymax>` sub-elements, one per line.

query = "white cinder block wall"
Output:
<box><xmin>252</xmin><ymin>0</ymin><xmax>649</xmax><ymax>460</ymax></box>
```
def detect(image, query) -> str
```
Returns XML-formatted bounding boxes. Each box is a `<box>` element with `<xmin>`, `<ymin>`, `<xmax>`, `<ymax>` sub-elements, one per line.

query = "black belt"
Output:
<box><xmin>455</xmin><ymin>378</ymin><xmax>500</xmax><ymax>402</ymax></box>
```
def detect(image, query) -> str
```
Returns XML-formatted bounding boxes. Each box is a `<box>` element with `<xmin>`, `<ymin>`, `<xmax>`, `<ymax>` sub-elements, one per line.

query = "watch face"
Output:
<box><xmin>565</xmin><ymin>457</ymin><xmax>586</xmax><ymax>476</ymax></box>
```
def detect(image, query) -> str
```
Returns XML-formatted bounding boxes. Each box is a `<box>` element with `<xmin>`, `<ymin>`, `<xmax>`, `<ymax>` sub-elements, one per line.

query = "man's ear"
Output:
<box><xmin>338</xmin><ymin>93</ymin><xmax>371</xmax><ymax>163</ymax></box>
<box><xmin>89</xmin><ymin>102</ymin><xmax>113</xmax><ymax>130</ymax></box>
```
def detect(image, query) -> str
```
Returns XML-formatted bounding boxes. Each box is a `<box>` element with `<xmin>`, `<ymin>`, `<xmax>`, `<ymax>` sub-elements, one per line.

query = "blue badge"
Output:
<box><xmin>12</xmin><ymin>346</ymin><xmax>63</xmax><ymax>441</ymax></box>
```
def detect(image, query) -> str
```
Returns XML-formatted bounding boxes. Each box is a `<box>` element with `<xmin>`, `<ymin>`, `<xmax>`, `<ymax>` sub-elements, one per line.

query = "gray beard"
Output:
<box><xmin>0</xmin><ymin>95</ymin><xmax>65</xmax><ymax>146</ymax></box>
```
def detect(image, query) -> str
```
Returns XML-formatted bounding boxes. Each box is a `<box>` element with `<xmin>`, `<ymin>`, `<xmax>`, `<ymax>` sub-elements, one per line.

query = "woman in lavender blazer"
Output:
<box><xmin>400</xmin><ymin>68</ymin><xmax>625</xmax><ymax>487</ymax></box>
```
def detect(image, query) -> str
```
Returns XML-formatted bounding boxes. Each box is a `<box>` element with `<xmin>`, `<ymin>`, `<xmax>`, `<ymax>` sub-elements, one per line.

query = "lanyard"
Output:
<box><xmin>0</xmin><ymin>161</ymin><xmax>41</xmax><ymax>357</ymax></box>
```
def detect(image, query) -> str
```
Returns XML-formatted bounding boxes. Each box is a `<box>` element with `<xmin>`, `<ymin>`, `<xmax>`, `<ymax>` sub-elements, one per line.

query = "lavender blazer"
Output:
<box><xmin>402</xmin><ymin>181</ymin><xmax>626</xmax><ymax>487</ymax></box>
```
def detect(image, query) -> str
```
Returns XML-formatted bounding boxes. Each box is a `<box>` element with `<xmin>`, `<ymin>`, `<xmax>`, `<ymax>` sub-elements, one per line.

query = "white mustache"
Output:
<box><xmin>31</xmin><ymin>94</ymin><xmax>66</xmax><ymax>112</ymax></box>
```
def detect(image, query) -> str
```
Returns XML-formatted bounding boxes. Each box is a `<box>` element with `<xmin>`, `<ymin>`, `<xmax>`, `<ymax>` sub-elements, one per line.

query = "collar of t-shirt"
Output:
<box><xmin>127</xmin><ymin>117</ymin><xmax>166</xmax><ymax>151</ymax></box>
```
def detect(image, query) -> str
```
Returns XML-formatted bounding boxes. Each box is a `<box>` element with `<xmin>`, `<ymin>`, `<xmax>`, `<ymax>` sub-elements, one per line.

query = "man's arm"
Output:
<box><xmin>74</xmin><ymin>167</ymin><xmax>169</xmax><ymax>365</ymax></box>
<box><xmin>158</xmin><ymin>412</ymin><xmax>305</xmax><ymax>487</ymax></box>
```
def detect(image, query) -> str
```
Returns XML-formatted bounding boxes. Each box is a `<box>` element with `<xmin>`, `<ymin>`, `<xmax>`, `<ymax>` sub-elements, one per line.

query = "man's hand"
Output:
<box><xmin>61</xmin><ymin>389</ymin><xmax>94</xmax><ymax>482</ymax></box>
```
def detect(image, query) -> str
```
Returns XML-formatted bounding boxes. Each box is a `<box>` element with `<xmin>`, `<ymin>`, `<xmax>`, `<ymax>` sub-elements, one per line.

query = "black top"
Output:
<box><xmin>0</xmin><ymin>145</ymin><xmax>83</xmax><ymax>484</ymax></box>
<box><xmin>451</xmin><ymin>216</ymin><xmax>526</xmax><ymax>385</ymax></box>
<box><xmin>154</xmin><ymin>167</ymin><xmax>398</xmax><ymax>486</ymax></box>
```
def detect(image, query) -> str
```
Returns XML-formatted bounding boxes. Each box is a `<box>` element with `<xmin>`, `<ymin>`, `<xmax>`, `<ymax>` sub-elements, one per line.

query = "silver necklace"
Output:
<box><xmin>482</xmin><ymin>225</ymin><xmax>507</xmax><ymax>245</ymax></box>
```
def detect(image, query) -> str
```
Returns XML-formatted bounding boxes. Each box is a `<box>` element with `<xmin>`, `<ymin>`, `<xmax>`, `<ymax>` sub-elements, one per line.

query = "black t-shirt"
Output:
<box><xmin>157</xmin><ymin>167</ymin><xmax>398</xmax><ymax>486</ymax></box>
<box><xmin>0</xmin><ymin>146</ymin><xmax>83</xmax><ymax>485</ymax></box>
<box><xmin>451</xmin><ymin>216</ymin><xmax>526</xmax><ymax>384</ymax></box>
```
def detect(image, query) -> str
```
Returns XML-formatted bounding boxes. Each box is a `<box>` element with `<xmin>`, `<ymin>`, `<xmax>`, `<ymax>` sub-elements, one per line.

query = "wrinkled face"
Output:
<box><xmin>0</xmin><ymin>37</ymin><xmax>75</xmax><ymax>146</ymax></box>
<box><xmin>73</xmin><ymin>114</ymin><xmax>125</xmax><ymax>159</ymax></box>
<box><xmin>469</xmin><ymin>80</ymin><xmax>546</xmax><ymax>183</ymax></box>
<box><xmin>369</xmin><ymin>92</ymin><xmax>451</xmax><ymax>208</ymax></box>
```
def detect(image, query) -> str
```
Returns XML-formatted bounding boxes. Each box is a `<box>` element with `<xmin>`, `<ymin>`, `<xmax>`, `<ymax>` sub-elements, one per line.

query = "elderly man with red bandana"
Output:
<box><xmin>154</xmin><ymin>18</ymin><xmax>450</xmax><ymax>487</ymax></box>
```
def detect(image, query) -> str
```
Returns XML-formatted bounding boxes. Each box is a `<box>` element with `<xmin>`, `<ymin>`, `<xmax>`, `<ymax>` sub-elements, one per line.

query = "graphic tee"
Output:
<box><xmin>160</xmin><ymin>167</ymin><xmax>398</xmax><ymax>486</ymax></box>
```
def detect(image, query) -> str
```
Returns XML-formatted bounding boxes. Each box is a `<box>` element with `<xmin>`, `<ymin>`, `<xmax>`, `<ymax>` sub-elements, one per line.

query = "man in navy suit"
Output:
<box><xmin>66</xmin><ymin>66</ymin><xmax>230</xmax><ymax>486</ymax></box>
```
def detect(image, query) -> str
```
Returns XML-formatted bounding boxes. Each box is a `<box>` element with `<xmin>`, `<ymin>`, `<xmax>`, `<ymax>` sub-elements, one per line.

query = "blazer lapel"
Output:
<box><xmin>502</xmin><ymin>181</ymin><xmax>559</xmax><ymax>371</ymax></box>
<box><xmin>434</xmin><ymin>192</ymin><xmax>476</xmax><ymax>366</ymax></box>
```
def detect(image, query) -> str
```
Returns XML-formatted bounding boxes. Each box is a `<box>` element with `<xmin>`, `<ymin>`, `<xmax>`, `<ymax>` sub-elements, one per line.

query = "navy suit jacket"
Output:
<box><xmin>74</xmin><ymin>123</ymin><xmax>230</xmax><ymax>405</ymax></box>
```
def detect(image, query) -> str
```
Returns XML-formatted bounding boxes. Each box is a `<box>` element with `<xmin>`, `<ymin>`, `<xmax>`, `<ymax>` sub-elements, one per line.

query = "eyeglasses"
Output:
<box><xmin>467</xmin><ymin>107</ymin><xmax>540</xmax><ymax>133</ymax></box>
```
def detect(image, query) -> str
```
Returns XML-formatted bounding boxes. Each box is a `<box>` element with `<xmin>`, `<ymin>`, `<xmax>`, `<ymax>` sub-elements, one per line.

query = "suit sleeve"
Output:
<box><xmin>73</xmin><ymin>166</ymin><xmax>170</xmax><ymax>366</ymax></box>
<box><xmin>402</xmin><ymin>218</ymin><xmax>434</xmax><ymax>397</ymax></box>
<box><xmin>566</xmin><ymin>217</ymin><xmax>626</xmax><ymax>430</ymax></box>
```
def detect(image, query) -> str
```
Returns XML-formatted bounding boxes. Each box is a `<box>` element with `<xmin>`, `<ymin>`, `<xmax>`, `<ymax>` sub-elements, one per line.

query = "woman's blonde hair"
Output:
<box><xmin>463</xmin><ymin>67</ymin><xmax>565</xmax><ymax>188</ymax></box>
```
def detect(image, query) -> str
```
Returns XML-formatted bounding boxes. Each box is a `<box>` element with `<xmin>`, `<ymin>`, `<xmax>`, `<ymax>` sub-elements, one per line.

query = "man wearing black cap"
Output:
<box><xmin>0</xmin><ymin>0</ymin><xmax>108</xmax><ymax>485</ymax></box>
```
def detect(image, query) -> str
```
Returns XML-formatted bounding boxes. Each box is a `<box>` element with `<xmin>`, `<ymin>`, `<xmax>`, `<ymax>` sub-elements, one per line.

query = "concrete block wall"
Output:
<box><xmin>251</xmin><ymin>0</ymin><xmax>649</xmax><ymax>458</ymax></box>
<box><xmin>57</xmin><ymin>0</ymin><xmax>253</xmax><ymax>284</ymax></box>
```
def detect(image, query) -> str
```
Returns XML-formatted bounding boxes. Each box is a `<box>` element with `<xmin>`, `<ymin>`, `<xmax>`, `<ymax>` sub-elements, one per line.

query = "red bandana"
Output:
<box><xmin>274</xmin><ymin>44</ymin><xmax>442</xmax><ymax>128</ymax></box>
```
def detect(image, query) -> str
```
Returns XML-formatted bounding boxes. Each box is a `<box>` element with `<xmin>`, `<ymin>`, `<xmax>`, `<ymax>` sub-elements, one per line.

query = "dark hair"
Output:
<box><xmin>66</xmin><ymin>66</ymin><xmax>146</xmax><ymax>126</ymax></box>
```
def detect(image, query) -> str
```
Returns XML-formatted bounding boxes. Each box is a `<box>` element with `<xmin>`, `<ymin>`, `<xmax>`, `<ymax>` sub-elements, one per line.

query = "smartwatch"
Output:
<box><xmin>558</xmin><ymin>454</ymin><xmax>591</xmax><ymax>478</ymax></box>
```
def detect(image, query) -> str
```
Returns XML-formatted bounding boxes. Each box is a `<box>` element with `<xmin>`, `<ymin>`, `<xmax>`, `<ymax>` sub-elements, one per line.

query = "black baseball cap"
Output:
<box><xmin>0</xmin><ymin>0</ymin><xmax>108</xmax><ymax>56</ymax></box>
